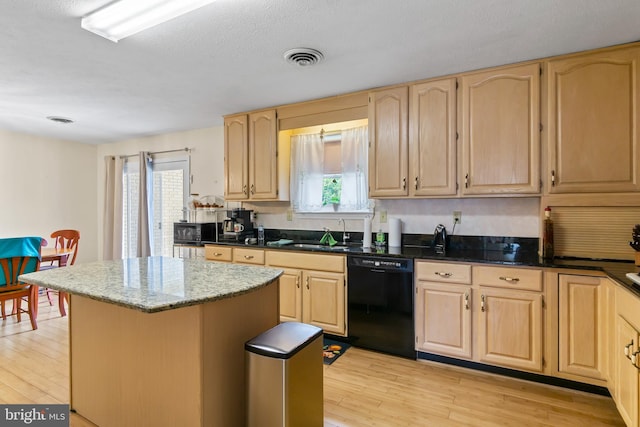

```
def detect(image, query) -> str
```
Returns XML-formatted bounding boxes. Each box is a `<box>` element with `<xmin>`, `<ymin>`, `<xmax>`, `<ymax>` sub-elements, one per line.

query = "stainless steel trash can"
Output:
<box><xmin>246</xmin><ymin>322</ymin><xmax>323</xmax><ymax>427</ymax></box>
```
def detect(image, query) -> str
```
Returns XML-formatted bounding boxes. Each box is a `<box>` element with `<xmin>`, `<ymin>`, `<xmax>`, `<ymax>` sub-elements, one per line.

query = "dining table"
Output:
<box><xmin>39</xmin><ymin>247</ymin><xmax>75</xmax><ymax>316</ymax></box>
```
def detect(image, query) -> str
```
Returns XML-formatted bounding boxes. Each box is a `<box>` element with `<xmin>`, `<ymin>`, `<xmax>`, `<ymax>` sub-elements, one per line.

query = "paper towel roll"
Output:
<box><xmin>363</xmin><ymin>217</ymin><xmax>372</xmax><ymax>248</ymax></box>
<box><xmin>389</xmin><ymin>218</ymin><xmax>402</xmax><ymax>247</ymax></box>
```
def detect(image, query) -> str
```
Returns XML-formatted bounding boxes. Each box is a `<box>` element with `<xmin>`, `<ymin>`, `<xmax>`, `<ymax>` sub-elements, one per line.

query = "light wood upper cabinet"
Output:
<box><xmin>461</xmin><ymin>63</ymin><xmax>541</xmax><ymax>195</ymax></box>
<box><xmin>368</xmin><ymin>86</ymin><xmax>409</xmax><ymax>197</ymax></box>
<box><xmin>546</xmin><ymin>46</ymin><xmax>640</xmax><ymax>193</ymax></box>
<box><xmin>409</xmin><ymin>79</ymin><xmax>457</xmax><ymax>196</ymax></box>
<box><xmin>558</xmin><ymin>274</ymin><xmax>606</xmax><ymax>383</ymax></box>
<box><xmin>224</xmin><ymin>114</ymin><xmax>248</xmax><ymax>199</ymax></box>
<box><xmin>224</xmin><ymin>109</ymin><xmax>286</xmax><ymax>201</ymax></box>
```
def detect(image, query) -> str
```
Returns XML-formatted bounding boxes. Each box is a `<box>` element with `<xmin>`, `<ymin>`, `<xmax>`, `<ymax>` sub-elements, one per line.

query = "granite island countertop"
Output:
<box><xmin>19</xmin><ymin>256</ymin><xmax>283</xmax><ymax>313</ymax></box>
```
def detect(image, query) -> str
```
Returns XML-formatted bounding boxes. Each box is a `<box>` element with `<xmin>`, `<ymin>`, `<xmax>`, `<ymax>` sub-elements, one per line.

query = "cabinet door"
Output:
<box><xmin>368</xmin><ymin>86</ymin><xmax>409</xmax><ymax>197</ymax></box>
<box><xmin>415</xmin><ymin>281</ymin><xmax>472</xmax><ymax>359</ymax></box>
<box><xmin>547</xmin><ymin>46</ymin><xmax>640</xmax><ymax>193</ymax></box>
<box><xmin>224</xmin><ymin>114</ymin><xmax>249</xmax><ymax>200</ymax></box>
<box><xmin>616</xmin><ymin>316</ymin><xmax>639</xmax><ymax>427</ymax></box>
<box><xmin>248</xmin><ymin>110</ymin><xmax>278</xmax><ymax>200</ymax></box>
<box><xmin>461</xmin><ymin>63</ymin><xmax>540</xmax><ymax>195</ymax></box>
<box><xmin>409</xmin><ymin>79</ymin><xmax>457</xmax><ymax>196</ymax></box>
<box><xmin>279</xmin><ymin>268</ymin><xmax>303</xmax><ymax>323</ymax></box>
<box><xmin>476</xmin><ymin>287</ymin><xmax>543</xmax><ymax>372</ymax></box>
<box><xmin>558</xmin><ymin>275</ymin><xmax>606</xmax><ymax>381</ymax></box>
<box><xmin>302</xmin><ymin>271</ymin><xmax>346</xmax><ymax>335</ymax></box>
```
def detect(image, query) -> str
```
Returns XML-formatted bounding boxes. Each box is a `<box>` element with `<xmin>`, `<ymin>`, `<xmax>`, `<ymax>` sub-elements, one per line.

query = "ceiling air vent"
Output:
<box><xmin>283</xmin><ymin>48</ymin><xmax>324</xmax><ymax>67</ymax></box>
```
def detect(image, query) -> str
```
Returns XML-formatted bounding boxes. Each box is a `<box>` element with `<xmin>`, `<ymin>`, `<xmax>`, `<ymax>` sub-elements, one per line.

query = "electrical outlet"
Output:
<box><xmin>286</xmin><ymin>209</ymin><xmax>293</xmax><ymax>221</ymax></box>
<box><xmin>380</xmin><ymin>211</ymin><xmax>388</xmax><ymax>223</ymax></box>
<box><xmin>453</xmin><ymin>211</ymin><xmax>462</xmax><ymax>224</ymax></box>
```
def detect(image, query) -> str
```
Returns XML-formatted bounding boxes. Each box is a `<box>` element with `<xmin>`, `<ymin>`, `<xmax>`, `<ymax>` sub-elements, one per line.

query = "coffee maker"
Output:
<box><xmin>222</xmin><ymin>208</ymin><xmax>254</xmax><ymax>241</ymax></box>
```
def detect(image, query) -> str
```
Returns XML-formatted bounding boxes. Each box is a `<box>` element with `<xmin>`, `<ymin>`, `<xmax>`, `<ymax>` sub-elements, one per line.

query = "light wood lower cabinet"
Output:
<box><xmin>415</xmin><ymin>261</ymin><xmax>472</xmax><ymax>359</ymax></box>
<box><xmin>476</xmin><ymin>287</ymin><xmax>543</xmax><ymax>372</ymax></box>
<box><xmin>204</xmin><ymin>245</ymin><xmax>233</xmax><ymax>262</ymax></box>
<box><xmin>615</xmin><ymin>285</ymin><xmax>640</xmax><ymax>427</ymax></box>
<box><xmin>557</xmin><ymin>274</ymin><xmax>607</xmax><ymax>383</ymax></box>
<box><xmin>266</xmin><ymin>250</ymin><xmax>347</xmax><ymax>336</ymax></box>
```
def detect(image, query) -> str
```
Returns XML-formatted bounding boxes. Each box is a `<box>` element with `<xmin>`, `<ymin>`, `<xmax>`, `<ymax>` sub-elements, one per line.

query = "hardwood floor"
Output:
<box><xmin>1</xmin><ymin>299</ymin><xmax>626</xmax><ymax>426</ymax></box>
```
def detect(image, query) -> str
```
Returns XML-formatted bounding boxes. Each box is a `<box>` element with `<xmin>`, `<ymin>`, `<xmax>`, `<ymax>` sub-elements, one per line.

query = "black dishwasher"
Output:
<box><xmin>347</xmin><ymin>256</ymin><xmax>415</xmax><ymax>359</ymax></box>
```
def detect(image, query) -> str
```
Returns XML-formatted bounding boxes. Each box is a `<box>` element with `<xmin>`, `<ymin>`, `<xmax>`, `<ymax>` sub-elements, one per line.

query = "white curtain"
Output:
<box><xmin>340</xmin><ymin>126</ymin><xmax>369</xmax><ymax>210</ymax></box>
<box><xmin>137</xmin><ymin>152</ymin><xmax>153</xmax><ymax>257</ymax></box>
<box><xmin>102</xmin><ymin>156</ymin><xmax>124</xmax><ymax>260</ymax></box>
<box><xmin>290</xmin><ymin>133</ymin><xmax>324</xmax><ymax>211</ymax></box>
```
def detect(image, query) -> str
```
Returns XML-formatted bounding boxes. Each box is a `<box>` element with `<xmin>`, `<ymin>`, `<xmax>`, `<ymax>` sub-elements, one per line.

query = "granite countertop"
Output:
<box><xmin>19</xmin><ymin>256</ymin><xmax>283</xmax><ymax>313</ymax></box>
<box><xmin>208</xmin><ymin>239</ymin><xmax>639</xmax><ymax>295</ymax></box>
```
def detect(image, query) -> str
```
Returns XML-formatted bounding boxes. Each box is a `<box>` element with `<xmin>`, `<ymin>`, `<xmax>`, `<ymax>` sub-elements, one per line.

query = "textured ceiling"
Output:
<box><xmin>1</xmin><ymin>0</ymin><xmax>639</xmax><ymax>144</ymax></box>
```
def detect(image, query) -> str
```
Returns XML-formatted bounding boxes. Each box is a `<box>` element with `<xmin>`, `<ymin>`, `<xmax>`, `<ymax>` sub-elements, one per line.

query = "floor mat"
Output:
<box><xmin>323</xmin><ymin>338</ymin><xmax>351</xmax><ymax>365</ymax></box>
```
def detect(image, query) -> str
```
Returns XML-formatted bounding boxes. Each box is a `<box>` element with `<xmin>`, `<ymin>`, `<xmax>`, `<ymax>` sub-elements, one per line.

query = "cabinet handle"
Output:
<box><xmin>250</xmin><ymin>184</ymin><xmax>255</xmax><ymax>195</ymax></box>
<box><xmin>464</xmin><ymin>293</ymin><xmax>469</xmax><ymax>310</ymax></box>
<box><xmin>464</xmin><ymin>174</ymin><xmax>469</xmax><ymax>188</ymax></box>
<box><xmin>244</xmin><ymin>255</ymin><xmax>254</xmax><ymax>259</ymax></box>
<box><xmin>632</xmin><ymin>351</ymin><xmax>639</xmax><ymax>366</ymax></box>
<box><xmin>306</xmin><ymin>277</ymin><xmax>310</xmax><ymax>289</ymax></box>
<box><xmin>296</xmin><ymin>276</ymin><xmax>300</xmax><ymax>288</ymax></box>
<box><xmin>414</xmin><ymin>176</ymin><xmax>419</xmax><ymax>190</ymax></box>
<box><xmin>551</xmin><ymin>170</ymin><xmax>555</xmax><ymax>187</ymax></box>
<box><xmin>499</xmin><ymin>276</ymin><xmax>520</xmax><ymax>283</ymax></box>
<box><xmin>625</xmin><ymin>340</ymin><xmax>634</xmax><ymax>357</ymax></box>
<box><xmin>481</xmin><ymin>294</ymin><xmax>485</xmax><ymax>312</ymax></box>
<box><xmin>435</xmin><ymin>272</ymin><xmax>452</xmax><ymax>278</ymax></box>
<box><xmin>243</xmin><ymin>184</ymin><xmax>248</xmax><ymax>195</ymax></box>
<box><xmin>402</xmin><ymin>177</ymin><xmax>406</xmax><ymax>190</ymax></box>
<box><xmin>213</xmin><ymin>252</ymin><xmax>222</xmax><ymax>256</ymax></box>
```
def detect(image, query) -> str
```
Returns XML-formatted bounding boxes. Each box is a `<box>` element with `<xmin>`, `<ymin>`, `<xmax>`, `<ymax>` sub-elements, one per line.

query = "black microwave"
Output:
<box><xmin>173</xmin><ymin>222</ymin><xmax>217</xmax><ymax>245</ymax></box>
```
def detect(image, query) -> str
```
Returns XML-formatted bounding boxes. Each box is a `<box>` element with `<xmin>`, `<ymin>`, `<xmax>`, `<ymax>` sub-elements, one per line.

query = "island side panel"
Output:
<box><xmin>202</xmin><ymin>278</ymin><xmax>280</xmax><ymax>427</ymax></box>
<box><xmin>70</xmin><ymin>295</ymin><xmax>203</xmax><ymax>427</ymax></box>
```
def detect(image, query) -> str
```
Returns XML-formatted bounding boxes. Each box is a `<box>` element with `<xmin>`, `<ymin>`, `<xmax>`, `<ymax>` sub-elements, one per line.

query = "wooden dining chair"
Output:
<box><xmin>0</xmin><ymin>237</ymin><xmax>41</xmax><ymax>330</ymax></box>
<box><xmin>44</xmin><ymin>229</ymin><xmax>79</xmax><ymax>316</ymax></box>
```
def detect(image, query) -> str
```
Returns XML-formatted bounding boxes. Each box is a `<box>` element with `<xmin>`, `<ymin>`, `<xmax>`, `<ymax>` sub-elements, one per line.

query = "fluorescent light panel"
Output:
<box><xmin>81</xmin><ymin>0</ymin><xmax>216</xmax><ymax>42</ymax></box>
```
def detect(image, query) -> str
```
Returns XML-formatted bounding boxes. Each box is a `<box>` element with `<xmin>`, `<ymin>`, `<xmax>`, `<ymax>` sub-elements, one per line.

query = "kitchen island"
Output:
<box><xmin>20</xmin><ymin>257</ymin><xmax>283</xmax><ymax>427</ymax></box>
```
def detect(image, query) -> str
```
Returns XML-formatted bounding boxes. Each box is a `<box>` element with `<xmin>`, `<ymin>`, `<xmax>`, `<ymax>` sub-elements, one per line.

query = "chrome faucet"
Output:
<box><xmin>338</xmin><ymin>218</ymin><xmax>350</xmax><ymax>245</ymax></box>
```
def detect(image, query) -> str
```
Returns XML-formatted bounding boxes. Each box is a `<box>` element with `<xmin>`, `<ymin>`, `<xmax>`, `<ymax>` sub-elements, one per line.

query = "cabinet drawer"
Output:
<box><xmin>415</xmin><ymin>261</ymin><xmax>471</xmax><ymax>284</ymax></box>
<box><xmin>233</xmin><ymin>248</ymin><xmax>265</xmax><ymax>265</ymax></box>
<box><xmin>204</xmin><ymin>245</ymin><xmax>233</xmax><ymax>262</ymax></box>
<box><xmin>473</xmin><ymin>266</ymin><xmax>542</xmax><ymax>291</ymax></box>
<box><xmin>266</xmin><ymin>251</ymin><xmax>344</xmax><ymax>273</ymax></box>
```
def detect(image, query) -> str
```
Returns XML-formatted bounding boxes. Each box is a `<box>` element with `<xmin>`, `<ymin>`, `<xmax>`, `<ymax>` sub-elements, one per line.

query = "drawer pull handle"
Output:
<box><xmin>499</xmin><ymin>276</ymin><xmax>520</xmax><ymax>283</ymax></box>
<box><xmin>213</xmin><ymin>252</ymin><xmax>222</xmax><ymax>256</ymax></box>
<box><xmin>244</xmin><ymin>255</ymin><xmax>254</xmax><ymax>259</ymax></box>
<box><xmin>625</xmin><ymin>340</ymin><xmax>634</xmax><ymax>357</ymax></box>
<box><xmin>435</xmin><ymin>272</ymin><xmax>452</xmax><ymax>278</ymax></box>
<box><xmin>481</xmin><ymin>294</ymin><xmax>485</xmax><ymax>312</ymax></box>
<box><xmin>464</xmin><ymin>293</ymin><xmax>469</xmax><ymax>310</ymax></box>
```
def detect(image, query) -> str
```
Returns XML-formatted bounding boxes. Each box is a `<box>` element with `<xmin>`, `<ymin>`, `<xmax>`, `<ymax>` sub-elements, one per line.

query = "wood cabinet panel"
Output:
<box><xmin>477</xmin><ymin>287</ymin><xmax>543</xmax><ymax>372</ymax></box>
<box><xmin>547</xmin><ymin>46</ymin><xmax>640</xmax><ymax>193</ymax></box>
<box><xmin>616</xmin><ymin>316</ymin><xmax>639</xmax><ymax>427</ymax></box>
<box><xmin>224</xmin><ymin>115</ymin><xmax>249</xmax><ymax>199</ymax></box>
<box><xmin>303</xmin><ymin>270</ymin><xmax>346</xmax><ymax>335</ymax></box>
<box><xmin>461</xmin><ymin>63</ymin><xmax>540</xmax><ymax>195</ymax></box>
<box><xmin>248</xmin><ymin>110</ymin><xmax>278</xmax><ymax>199</ymax></box>
<box><xmin>204</xmin><ymin>245</ymin><xmax>233</xmax><ymax>262</ymax></box>
<box><xmin>474</xmin><ymin>265</ymin><xmax>542</xmax><ymax>292</ymax></box>
<box><xmin>558</xmin><ymin>275</ymin><xmax>606</xmax><ymax>381</ymax></box>
<box><xmin>265</xmin><ymin>250</ymin><xmax>344</xmax><ymax>273</ymax></box>
<box><xmin>232</xmin><ymin>248</ymin><xmax>265</xmax><ymax>265</ymax></box>
<box><xmin>415</xmin><ymin>281</ymin><xmax>472</xmax><ymax>359</ymax></box>
<box><xmin>278</xmin><ymin>268</ymin><xmax>303</xmax><ymax>322</ymax></box>
<box><xmin>368</xmin><ymin>86</ymin><xmax>409</xmax><ymax>197</ymax></box>
<box><xmin>409</xmin><ymin>78</ymin><xmax>457</xmax><ymax>196</ymax></box>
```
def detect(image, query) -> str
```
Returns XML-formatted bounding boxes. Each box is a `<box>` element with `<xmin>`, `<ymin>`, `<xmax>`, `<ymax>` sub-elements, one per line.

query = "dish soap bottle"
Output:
<box><xmin>542</xmin><ymin>206</ymin><xmax>554</xmax><ymax>260</ymax></box>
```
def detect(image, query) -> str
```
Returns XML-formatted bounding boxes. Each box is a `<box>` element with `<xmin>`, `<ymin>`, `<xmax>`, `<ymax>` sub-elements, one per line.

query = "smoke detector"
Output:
<box><xmin>283</xmin><ymin>48</ymin><xmax>324</xmax><ymax>67</ymax></box>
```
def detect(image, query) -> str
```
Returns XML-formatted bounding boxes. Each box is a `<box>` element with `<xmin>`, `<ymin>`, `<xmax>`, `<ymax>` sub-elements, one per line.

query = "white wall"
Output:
<box><xmin>0</xmin><ymin>130</ymin><xmax>98</xmax><ymax>262</ymax></box>
<box><xmin>95</xmin><ymin>127</ymin><xmax>224</xmax><ymax>259</ymax></box>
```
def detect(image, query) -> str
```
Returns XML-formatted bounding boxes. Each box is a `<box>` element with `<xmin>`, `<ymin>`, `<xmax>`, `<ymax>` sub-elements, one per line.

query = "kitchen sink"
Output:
<box><xmin>292</xmin><ymin>243</ymin><xmax>349</xmax><ymax>251</ymax></box>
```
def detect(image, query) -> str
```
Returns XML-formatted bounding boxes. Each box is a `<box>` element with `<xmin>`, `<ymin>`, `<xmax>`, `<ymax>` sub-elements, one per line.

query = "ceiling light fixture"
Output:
<box><xmin>81</xmin><ymin>0</ymin><xmax>216</xmax><ymax>42</ymax></box>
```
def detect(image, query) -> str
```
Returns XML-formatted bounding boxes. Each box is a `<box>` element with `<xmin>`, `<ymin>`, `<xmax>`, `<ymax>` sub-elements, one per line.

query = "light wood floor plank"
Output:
<box><xmin>0</xmin><ymin>300</ymin><xmax>626</xmax><ymax>426</ymax></box>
